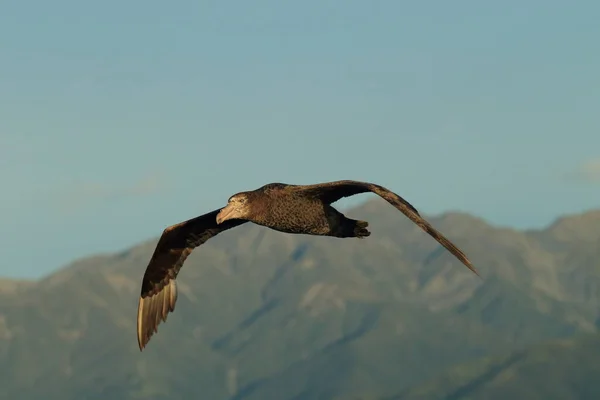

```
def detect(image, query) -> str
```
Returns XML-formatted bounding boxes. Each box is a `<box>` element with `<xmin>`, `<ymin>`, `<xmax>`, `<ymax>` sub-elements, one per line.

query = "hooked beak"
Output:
<box><xmin>216</xmin><ymin>204</ymin><xmax>237</xmax><ymax>224</ymax></box>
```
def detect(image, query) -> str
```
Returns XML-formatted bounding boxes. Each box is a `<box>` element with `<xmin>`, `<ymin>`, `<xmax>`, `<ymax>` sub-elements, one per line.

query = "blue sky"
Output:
<box><xmin>1</xmin><ymin>0</ymin><xmax>599</xmax><ymax>278</ymax></box>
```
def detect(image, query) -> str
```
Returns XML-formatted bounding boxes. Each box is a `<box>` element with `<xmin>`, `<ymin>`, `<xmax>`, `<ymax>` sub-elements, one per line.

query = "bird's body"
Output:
<box><xmin>136</xmin><ymin>180</ymin><xmax>479</xmax><ymax>350</ymax></box>
<box><xmin>234</xmin><ymin>183</ymin><xmax>369</xmax><ymax>237</ymax></box>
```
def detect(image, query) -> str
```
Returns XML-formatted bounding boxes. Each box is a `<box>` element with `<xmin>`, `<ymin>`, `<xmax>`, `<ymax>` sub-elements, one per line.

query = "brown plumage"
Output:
<box><xmin>136</xmin><ymin>180</ymin><xmax>480</xmax><ymax>350</ymax></box>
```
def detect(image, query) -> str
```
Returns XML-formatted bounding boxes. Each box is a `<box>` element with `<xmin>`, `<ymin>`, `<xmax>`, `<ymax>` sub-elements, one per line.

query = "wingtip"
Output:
<box><xmin>136</xmin><ymin>279</ymin><xmax>179</xmax><ymax>351</ymax></box>
<box><xmin>469</xmin><ymin>265</ymin><xmax>483</xmax><ymax>279</ymax></box>
<box><xmin>136</xmin><ymin>296</ymin><xmax>146</xmax><ymax>351</ymax></box>
<box><xmin>137</xmin><ymin>331</ymin><xmax>146</xmax><ymax>351</ymax></box>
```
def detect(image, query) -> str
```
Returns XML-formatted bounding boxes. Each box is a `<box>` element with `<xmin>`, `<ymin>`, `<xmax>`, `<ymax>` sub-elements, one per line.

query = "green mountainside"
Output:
<box><xmin>1</xmin><ymin>200</ymin><xmax>599</xmax><ymax>399</ymax></box>
<box><xmin>387</xmin><ymin>332</ymin><xmax>600</xmax><ymax>400</ymax></box>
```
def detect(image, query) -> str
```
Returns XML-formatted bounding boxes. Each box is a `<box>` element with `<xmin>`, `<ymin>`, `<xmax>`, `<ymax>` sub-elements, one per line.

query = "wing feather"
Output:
<box><xmin>137</xmin><ymin>209</ymin><xmax>247</xmax><ymax>350</ymax></box>
<box><xmin>294</xmin><ymin>180</ymin><xmax>480</xmax><ymax>277</ymax></box>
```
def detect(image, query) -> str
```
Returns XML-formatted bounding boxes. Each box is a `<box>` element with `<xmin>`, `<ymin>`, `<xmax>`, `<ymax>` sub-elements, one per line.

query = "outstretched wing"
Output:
<box><xmin>293</xmin><ymin>180</ymin><xmax>480</xmax><ymax>277</ymax></box>
<box><xmin>137</xmin><ymin>209</ymin><xmax>248</xmax><ymax>350</ymax></box>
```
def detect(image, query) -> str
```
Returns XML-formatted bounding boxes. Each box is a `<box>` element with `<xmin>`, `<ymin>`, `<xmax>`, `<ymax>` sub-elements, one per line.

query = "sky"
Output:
<box><xmin>1</xmin><ymin>0</ymin><xmax>599</xmax><ymax>278</ymax></box>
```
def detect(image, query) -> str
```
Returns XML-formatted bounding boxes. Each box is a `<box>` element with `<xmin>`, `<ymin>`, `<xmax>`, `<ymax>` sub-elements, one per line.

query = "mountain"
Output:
<box><xmin>0</xmin><ymin>199</ymin><xmax>598</xmax><ymax>400</ymax></box>
<box><xmin>387</xmin><ymin>332</ymin><xmax>600</xmax><ymax>400</ymax></box>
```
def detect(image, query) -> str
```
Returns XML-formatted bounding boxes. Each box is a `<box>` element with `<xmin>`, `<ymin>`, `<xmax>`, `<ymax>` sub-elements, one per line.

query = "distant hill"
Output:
<box><xmin>386</xmin><ymin>332</ymin><xmax>600</xmax><ymax>400</ymax></box>
<box><xmin>0</xmin><ymin>199</ymin><xmax>598</xmax><ymax>400</ymax></box>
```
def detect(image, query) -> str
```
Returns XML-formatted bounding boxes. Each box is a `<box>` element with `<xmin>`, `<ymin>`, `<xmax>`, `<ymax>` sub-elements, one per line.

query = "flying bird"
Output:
<box><xmin>136</xmin><ymin>180</ymin><xmax>479</xmax><ymax>350</ymax></box>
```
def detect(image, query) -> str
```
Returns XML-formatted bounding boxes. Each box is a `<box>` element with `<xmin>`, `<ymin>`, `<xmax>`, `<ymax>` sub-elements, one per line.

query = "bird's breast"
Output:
<box><xmin>258</xmin><ymin>197</ymin><xmax>329</xmax><ymax>235</ymax></box>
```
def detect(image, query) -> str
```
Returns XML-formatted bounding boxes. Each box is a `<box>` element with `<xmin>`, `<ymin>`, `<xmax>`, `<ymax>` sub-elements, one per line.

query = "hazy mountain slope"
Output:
<box><xmin>0</xmin><ymin>200</ymin><xmax>598</xmax><ymax>399</ymax></box>
<box><xmin>391</xmin><ymin>332</ymin><xmax>600</xmax><ymax>400</ymax></box>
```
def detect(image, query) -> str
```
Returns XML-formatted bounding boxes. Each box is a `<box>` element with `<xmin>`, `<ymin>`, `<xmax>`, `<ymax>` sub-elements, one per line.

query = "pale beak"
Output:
<box><xmin>216</xmin><ymin>204</ymin><xmax>237</xmax><ymax>224</ymax></box>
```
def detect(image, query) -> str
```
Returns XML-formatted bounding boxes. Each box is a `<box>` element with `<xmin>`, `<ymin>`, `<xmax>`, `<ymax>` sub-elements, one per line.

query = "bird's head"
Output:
<box><xmin>216</xmin><ymin>192</ymin><xmax>252</xmax><ymax>224</ymax></box>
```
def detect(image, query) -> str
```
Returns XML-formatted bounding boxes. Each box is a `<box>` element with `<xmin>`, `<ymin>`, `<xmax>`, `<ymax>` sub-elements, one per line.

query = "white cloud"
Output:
<box><xmin>571</xmin><ymin>159</ymin><xmax>600</xmax><ymax>183</ymax></box>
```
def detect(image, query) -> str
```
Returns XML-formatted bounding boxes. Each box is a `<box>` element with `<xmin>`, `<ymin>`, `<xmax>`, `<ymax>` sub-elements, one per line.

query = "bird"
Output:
<box><xmin>136</xmin><ymin>180</ymin><xmax>480</xmax><ymax>350</ymax></box>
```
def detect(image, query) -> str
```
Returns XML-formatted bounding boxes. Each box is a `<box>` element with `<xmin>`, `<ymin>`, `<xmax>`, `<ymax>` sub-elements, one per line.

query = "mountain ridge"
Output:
<box><xmin>0</xmin><ymin>199</ymin><xmax>598</xmax><ymax>399</ymax></box>
<box><xmin>5</xmin><ymin>200</ymin><xmax>598</xmax><ymax>284</ymax></box>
